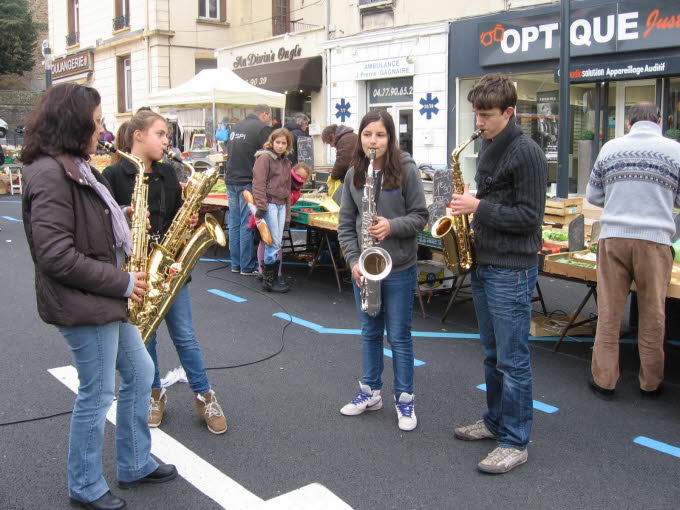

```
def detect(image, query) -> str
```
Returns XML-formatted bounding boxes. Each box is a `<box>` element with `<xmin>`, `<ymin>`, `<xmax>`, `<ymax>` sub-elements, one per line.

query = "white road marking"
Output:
<box><xmin>49</xmin><ymin>365</ymin><xmax>351</xmax><ymax>510</ymax></box>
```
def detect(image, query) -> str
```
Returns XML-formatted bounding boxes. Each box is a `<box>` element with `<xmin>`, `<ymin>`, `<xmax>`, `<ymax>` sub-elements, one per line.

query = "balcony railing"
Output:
<box><xmin>113</xmin><ymin>14</ymin><xmax>130</xmax><ymax>31</ymax></box>
<box><xmin>290</xmin><ymin>20</ymin><xmax>318</xmax><ymax>33</ymax></box>
<box><xmin>66</xmin><ymin>32</ymin><xmax>79</xmax><ymax>46</ymax></box>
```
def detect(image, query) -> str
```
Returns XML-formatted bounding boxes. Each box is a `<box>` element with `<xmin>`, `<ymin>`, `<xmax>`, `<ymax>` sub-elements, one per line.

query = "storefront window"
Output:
<box><xmin>367</xmin><ymin>77</ymin><xmax>414</xmax><ymax>155</ymax></box>
<box><xmin>669</xmin><ymin>78</ymin><xmax>680</xmax><ymax>133</ymax></box>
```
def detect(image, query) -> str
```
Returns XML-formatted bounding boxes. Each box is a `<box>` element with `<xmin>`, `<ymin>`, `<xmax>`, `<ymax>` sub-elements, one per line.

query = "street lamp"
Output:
<box><xmin>41</xmin><ymin>39</ymin><xmax>52</xmax><ymax>89</ymax></box>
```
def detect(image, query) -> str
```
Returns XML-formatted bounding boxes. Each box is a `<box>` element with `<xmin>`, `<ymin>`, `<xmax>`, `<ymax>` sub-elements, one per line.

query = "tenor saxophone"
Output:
<box><xmin>98</xmin><ymin>141</ymin><xmax>150</xmax><ymax>325</ymax></box>
<box><xmin>137</xmin><ymin>151</ymin><xmax>226</xmax><ymax>343</ymax></box>
<box><xmin>358</xmin><ymin>149</ymin><xmax>393</xmax><ymax>317</ymax></box>
<box><xmin>430</xmin><ymin>129</ymin><xmax>482</xmax><ymax>276</ymax></box>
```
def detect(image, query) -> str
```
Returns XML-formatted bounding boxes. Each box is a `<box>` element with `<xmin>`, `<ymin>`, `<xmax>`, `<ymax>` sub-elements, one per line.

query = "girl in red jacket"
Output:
<box><xmin>252</xmin><ymin>128</ymin><xmax>293</xmax><ymax>292</ymax></box>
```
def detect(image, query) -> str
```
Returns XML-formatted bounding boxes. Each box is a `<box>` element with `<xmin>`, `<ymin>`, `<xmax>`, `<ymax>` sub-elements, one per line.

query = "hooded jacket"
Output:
<box><xmin>252</xmin><ymin>149</ymin><xmax>292</xmax><ymax>223</ymax></box>
<box><xmin>331</xmin><ymin>126</ymin><xmax>358</xmax><ymax>181</ymax></box>
<box><xmin>338</xmin><ymin>152</ymin><xmax>428</xmax><ymax>274</ymax></box>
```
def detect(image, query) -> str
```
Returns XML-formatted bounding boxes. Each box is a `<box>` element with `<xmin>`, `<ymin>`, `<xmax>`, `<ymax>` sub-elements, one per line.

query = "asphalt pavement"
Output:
<box><xmin>1</xmin><ymin>194</ymin><xmax>679</xmax><ymax>510</ymax></box>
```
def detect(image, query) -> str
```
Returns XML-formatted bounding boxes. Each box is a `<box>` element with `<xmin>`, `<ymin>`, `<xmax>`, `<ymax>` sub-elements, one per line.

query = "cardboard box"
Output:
<box><xmin>530</xmin><ymin>314</ymin><xmax>594</xmax><ymax>337</ymax></box>
<box><xmin>545</xmin><ymin>203</ymin><xmax>583</xmax><ymax>216</ymax></box>
<box><xmin>417</xmin><ymin>260</ymin><xmax>453</xmax><ymax>291</ymax></box>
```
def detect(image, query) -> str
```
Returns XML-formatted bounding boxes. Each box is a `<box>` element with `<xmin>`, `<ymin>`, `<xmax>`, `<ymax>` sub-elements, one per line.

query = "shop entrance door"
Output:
<box><xmin>615</xmin><ymin>80</ymin><xmax>656</xmax><ymax>137</ymax></box>
<box><xmin>368</xmin><ymin>104</ymin><xmax>413</xmax><ymax>154</ymax></box>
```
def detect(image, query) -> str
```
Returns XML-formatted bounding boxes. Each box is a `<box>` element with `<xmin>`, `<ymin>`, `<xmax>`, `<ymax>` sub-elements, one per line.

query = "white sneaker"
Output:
<box><xmin>478</xmin><ymin>447</ymin><xmax>528</xmax><ymax>474</ymax></box>
<box><xmin>340</xmin><ymin>382</ymin><xmax>383</xmax><ymax>416</ymax></box>
<box><xmin>395</xmin><ymin>393</ymin><xmax>417</xmax><ymax>431</ymax></box>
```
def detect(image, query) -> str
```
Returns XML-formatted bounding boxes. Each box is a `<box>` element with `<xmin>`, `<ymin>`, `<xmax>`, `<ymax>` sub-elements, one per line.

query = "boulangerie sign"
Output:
<box><xmin>478</xmin><ymin>0</ymin><xmax>680</xmax><ymax>66</ymax></box>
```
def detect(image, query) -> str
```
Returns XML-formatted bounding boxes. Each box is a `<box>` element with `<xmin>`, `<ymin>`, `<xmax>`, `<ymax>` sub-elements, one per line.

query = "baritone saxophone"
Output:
<box><xmin>431</xmin><ymin>129</ymin><xmax>482</xmax><ymax>276</ymax></box>
<box><xmin>137</xmin><ymin>151</ymin><xmax>226</xmax><ymax>343</ymax></box>
<box><xmin>98</xmin><ymin>141</ymin><xmax>150</xmax><ymax>325</ymax></box>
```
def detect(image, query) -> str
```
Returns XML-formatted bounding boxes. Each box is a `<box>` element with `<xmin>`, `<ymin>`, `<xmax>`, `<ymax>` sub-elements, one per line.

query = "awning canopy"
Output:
<box><xmin>233</xmin><ymin>56</ymin><xmax>323</xmax><ymax>94</ymax></box>
<box><xmin>145</xmin><ymin>67</ymin><xmax>286</xmax><ymax>108</ymax></box>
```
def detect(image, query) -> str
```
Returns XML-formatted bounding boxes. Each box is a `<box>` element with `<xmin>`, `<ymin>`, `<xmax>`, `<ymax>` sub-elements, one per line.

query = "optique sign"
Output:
<box><xmin>478</xmin><ymin>0</ymin><xmax>680</xmax><ymax>65</ymax></box>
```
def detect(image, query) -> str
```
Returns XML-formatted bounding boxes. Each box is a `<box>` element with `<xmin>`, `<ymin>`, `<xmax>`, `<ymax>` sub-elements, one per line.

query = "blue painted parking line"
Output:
<box><xmin>200</xmin><ymin>258</ymin><xmax>231</xmax><ymax>263</ymax></box>
<box><xmin>383</xmin><ymin>348</ymin><xmax>426</xmax><ymax>366</ymax></box>
<box><xmin>208</xmin><ymin>289</ymin><xmax>247</xmax><ymax>303</ymax></box>
<box><xmin>273</xmin><ymin>313</ymin><xmax>426</xmax><ymax>366</ymax></box>
<box><xmin>633</xmin><ymin>436</ymin><xmax>680</xmax><ymax>459</ymax></box>
<box><xmin>476</xmin><ymin>384</ymin><xmax>559</xmax><ymax>414</ymax></box>
<box><xmin>2</xmin><ymin>216</ymin><xmax>22</xmax><ymax>222</ymax></box>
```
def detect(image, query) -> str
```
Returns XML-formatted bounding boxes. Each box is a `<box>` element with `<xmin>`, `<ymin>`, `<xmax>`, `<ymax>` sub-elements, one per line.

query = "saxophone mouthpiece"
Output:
<box><xmin>472</xmin><ymin>129</ymin><xmax>483</xmax><ymax>140</ymax></box>
<box><xmin>98</xmin><ymin>141</ymin><xmax>117</xmax><ymax>153</ymax></box>
<box><xmin>368</xmin><ymin>149</ymin><xmax>376</xmax><ymax>161</ymax></box>
<box><xmin>164</xmin><ymin>148</ymin><xmax>182</xmax><ymax>163</ymax></box>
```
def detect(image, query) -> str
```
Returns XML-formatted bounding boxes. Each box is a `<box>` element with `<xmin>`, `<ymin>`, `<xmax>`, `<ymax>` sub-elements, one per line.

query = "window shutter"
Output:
<box><xmin>67</xmin><ymin>0</ymin><xmax>75</xmax><ymax>34</ymax></box>
<box><xmin>220</xmin><ymin>0</ymin><xmax>226</xmax><ymax>21</ymax></box>
<box><xmin>117</xmin><ymin>58</ymin><xmax>125</xmax><ymax>113</ymax></box>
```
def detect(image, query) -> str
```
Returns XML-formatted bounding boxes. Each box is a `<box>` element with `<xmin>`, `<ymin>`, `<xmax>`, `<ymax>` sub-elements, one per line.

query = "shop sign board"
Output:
<box><xmin>357</xmin><ymin>57</ymin><xmax>414</xmax><ymax>80</ymax></box>
<box><xmin>554</xmin><ymin>56</ymin><xmax>680</xmax><ymax>82</ymax></box>
<box><xmin>52</xmin><ymin>50</ymin><xmax>93</xmax><ymax>79</ymax></box>
<box><xmin>478</xmin><ymin>0</ymin><xmax>680</xmax><ymax>66</ymax></box>
<box><xmin>233</xmin><ymin>44</ymin><xmax>303</xmax><ymax>69</ymax></box>
<box><xmin>368</xmin><ymin>77</ymin><xmax>414</xmax><ymax>104</ymax></box>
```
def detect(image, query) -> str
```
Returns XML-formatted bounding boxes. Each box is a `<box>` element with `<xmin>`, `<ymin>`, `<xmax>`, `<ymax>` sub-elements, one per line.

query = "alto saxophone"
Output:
<box><xmin>137</xmin><ymin>151</ymin><xmax>226</xmax><ymax>343</ymax></box>
<box><xmin>98</xmin><ymin>141</ymin><xmax>150</xmax><ymax>325</ymax></box>
<box><xmin>358</xmin><ymin>149</ymin><xmax>393</xmax><ymax>317</ymax></box>
<box><xmin>431</xmin><ymin>129</ymin><xmax>483</xmax><ymax>276</ymax></box>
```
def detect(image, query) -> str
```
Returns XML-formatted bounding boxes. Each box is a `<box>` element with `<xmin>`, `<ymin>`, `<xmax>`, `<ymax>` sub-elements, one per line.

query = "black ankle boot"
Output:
<box><xmin>262</xmin><ymin>263</ymin><xmax>275</xmax><ymax>291</ymax></box>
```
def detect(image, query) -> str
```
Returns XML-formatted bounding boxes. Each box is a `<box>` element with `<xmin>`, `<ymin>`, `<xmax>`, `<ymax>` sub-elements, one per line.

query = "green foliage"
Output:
<box><xmin>0</xmin><ymin>0</ymin><xmax>38</xmax><ymax>76</ymax></box>
<box><xmin>580</xmin><ymin>130</ymin><xmax>594</xmax><ymax>141</ymax></box>
<box><xmin>665</xmin><ymin>129</ymin><xmax>680</xmax><ymax>140</ymax></box>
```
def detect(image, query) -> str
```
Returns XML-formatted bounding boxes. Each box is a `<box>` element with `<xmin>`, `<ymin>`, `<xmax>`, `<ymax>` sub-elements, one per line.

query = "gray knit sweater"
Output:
<box><xmin>586</xmin><ymin>121</ymin><xmax>680</xmax><ymax>246</ymax></box>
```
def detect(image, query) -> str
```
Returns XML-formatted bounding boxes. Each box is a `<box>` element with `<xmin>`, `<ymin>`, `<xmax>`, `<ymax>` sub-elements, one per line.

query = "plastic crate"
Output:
<box><xmin>416</xmin><ymin>229</ymin><xmax>442</xmax><ymax>249</ymax></box>
<box><xmin>290</xmin><ymin>204</ymin><xmax>325</xmax><ymax>224</ymax></box>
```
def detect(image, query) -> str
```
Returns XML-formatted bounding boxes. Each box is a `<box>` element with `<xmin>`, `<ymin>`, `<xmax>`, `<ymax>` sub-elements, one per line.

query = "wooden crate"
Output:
<box><xmin>543</xmin><ymin>212</ymin><xmax>581</xmax><ymax>225</ymax></box>
<box><xmin>543</xmin><ymin>250</ymin><xmax>597</xmax><ymax>282</ymax></box>
<box><xmin>308</xmin><ymin>212</ymin><xmax>339</xmax><ymax>230</ymax></box>
<box><xmin>545</xmin><ymin>197</ymin><xmax>583</xmax><ymax>214</ymax></box>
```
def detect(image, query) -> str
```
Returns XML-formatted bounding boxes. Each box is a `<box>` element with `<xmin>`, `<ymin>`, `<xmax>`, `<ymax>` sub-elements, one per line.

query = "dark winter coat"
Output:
<box><xmin>331</xmin><ymin>126</ymin><xmax>358</xmax><ymax>181</ymax></box>
<box><xmin>226</xmin><ymin>113</ymin><xmax>271</xmax><ymax>185</ymax></box>
<box><xmin>22</xmin><ymin>154</ymin><xmax>130</xmax><ymax>326</ymax></box>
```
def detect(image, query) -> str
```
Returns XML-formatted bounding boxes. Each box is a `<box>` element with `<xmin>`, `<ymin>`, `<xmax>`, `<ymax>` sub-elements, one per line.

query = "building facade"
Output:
<box><xmin>47</xmin><ymin>0</ymin><xmax>233</xmax><ymax>134</ymax></box>
<box><xmin>449</xmin><ymin>0</ymin><xmax>680</xmax><ymax>193</ymax></box>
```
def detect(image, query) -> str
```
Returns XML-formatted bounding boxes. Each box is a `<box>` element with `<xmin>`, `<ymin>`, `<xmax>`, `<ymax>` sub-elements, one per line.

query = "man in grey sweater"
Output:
<box><xmin>450</xmin><ymin>73</ymin><xmax>547</xmax><ymax>474</ymax></box>
<box><xmin>587</xmin><ymin>102</ymin><xmax>680</xmax><ymax>399</ymax></box>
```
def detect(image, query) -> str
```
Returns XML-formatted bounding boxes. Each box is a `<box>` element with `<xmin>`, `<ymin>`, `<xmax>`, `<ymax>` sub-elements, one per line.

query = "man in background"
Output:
<box><xmin>587</xmin><ymin>102</ymin><xmax>680</xmax><ymax>399</ymax></box>
<box><xmin>225</xmin><ymin>104</ymin><xmax>272</xmax><ymax>275</ymax></box>
<box><xmin>284</xmin><ymin>113</ymin><xmax>310</xmax><ymax>166</ymax></box>
<box><xmin>321</xmin><ymin>124</ymin><xmax>358</xmax><ymax>204</ymax></box>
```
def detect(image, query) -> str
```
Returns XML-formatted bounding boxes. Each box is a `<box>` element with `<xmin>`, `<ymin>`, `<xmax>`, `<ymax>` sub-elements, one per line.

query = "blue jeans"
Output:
<box><xmin>59</xmin><ymin>321</ymin><xmax>158</xmax><ymax>502</ymax></box>
<box><xmin>227</xmin><ymin>184</ymin><xmax>256</xmax><ymax>272</ymax></box>
<box><xmin>352</xmin><ymin>264</ymin><xmax>417</xmax><ymax>398</ymax></box>
<box><xmin>470</xmin><ymin>264</ymin><xmax>538</xmax><ymax>450</ymax></box>
<box><xmin>147</xmin><ymin>284</ymin><xmax>210</xmax><ymax>395</ymax></box>
<box><xmin>264</xmin><ymin>203</ymin><xmax>286</xmax><ymax>265</ymax></box>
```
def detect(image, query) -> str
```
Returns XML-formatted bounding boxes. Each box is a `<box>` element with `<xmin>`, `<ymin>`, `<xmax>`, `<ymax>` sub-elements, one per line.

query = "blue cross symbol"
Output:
<box><xmin>419</xmin><ymin>93</ymin><xmax>440</xmax><ymax>120</ymax></box>
<box><xmin>335</xmin><ymin>98</ymin><xmax>351</xmax><ymax>122</ymax></box>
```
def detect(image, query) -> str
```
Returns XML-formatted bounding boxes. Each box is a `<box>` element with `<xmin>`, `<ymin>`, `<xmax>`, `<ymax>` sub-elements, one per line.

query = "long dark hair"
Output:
<box><xmin>20</xmin><ymin>83</ymin><xmax>101</xmax><ymax>164</ymax></box>
<box><xmin>112</xmin><ymin>109</ymin><xmax>166</xmax><ymax>163</ymax></box>
<box><xmin>351</xmin><ymin>110</ymin><xmax>403</xmax><ymax>190</ymax></box>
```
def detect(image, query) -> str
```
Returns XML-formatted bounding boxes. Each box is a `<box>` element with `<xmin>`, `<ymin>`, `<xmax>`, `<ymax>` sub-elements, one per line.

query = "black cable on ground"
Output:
<box><xmin>0</xmin><ymin>263</ymin><xmax>292</xmax><ymax>427</ymax></box>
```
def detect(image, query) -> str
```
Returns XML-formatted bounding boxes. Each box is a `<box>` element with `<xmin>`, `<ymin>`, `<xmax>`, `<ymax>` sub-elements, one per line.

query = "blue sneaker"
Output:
<box><xmin>395</xmin><ymin>393</ymin><xmax>417</xmax><ymax>431</ymax></box>
<box><xmin>340</xmin><ymin>382</ymin><xmax>382</xmax><ymax>416</ymax></box>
